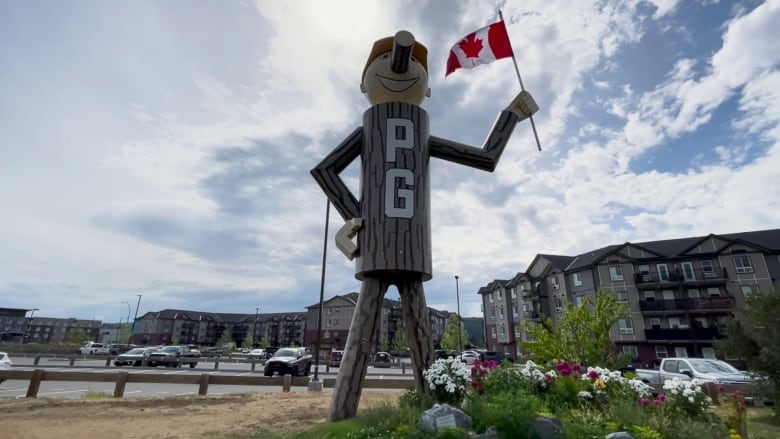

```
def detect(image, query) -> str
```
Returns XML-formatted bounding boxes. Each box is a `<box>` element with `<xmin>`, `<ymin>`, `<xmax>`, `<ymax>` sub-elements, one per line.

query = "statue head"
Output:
<box><xmin>361</xmin><ymin>31</ymin><xmax>430</xmax><ymax>106</ymax></box>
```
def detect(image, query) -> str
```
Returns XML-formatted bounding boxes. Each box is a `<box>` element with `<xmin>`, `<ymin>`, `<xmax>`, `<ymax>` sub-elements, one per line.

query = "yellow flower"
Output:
<box><xmin>595</xmin><ymin>378</ymin><xmax>606</xmax><ymax>389</ymax></box>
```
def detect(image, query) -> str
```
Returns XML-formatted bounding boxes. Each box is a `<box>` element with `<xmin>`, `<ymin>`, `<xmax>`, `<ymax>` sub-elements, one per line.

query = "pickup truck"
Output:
<box><xmin>146</xmin><ymin>345</ymin><xmax>200</xmax><ymax>368</ymax></box>
<box><xmin>635</xmin><ymin>358</ymin><xmax>752</xmax><ymax>386</ymax></box>
<box><xmin>78</xmin><ymin>342</ymin><xmax>111</xmax><ymax>355</ymax></box>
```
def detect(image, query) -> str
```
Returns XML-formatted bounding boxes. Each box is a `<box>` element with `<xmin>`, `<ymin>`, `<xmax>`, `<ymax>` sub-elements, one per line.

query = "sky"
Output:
<box><xmin>1</xmin><ymin>0</ymin><xmax>778</xmax><ymax>323</ymax></box>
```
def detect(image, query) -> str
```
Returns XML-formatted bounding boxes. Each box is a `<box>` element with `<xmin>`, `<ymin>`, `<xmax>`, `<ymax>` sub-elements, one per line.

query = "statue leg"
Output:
<box><xmin>328</xmin><ymin>277</ymin><xmax>388</xmax><ymax>421</ymax></box>
<box><xmin>398</xmin><ymin>280</ymin><xmax>434</xmax><ymax>395</ymax></box>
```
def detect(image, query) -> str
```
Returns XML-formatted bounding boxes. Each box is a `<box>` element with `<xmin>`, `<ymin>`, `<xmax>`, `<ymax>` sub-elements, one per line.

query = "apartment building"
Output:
<box><xmin>129</xmin><ymin>309</ymin><xmax>306</xmax><ymax>347</ymax></box>
<box><xmin>479</xmin><ymin>229</ymin><xmax>780</xmax><ymax>366</ymax></box>
<box><xmin>304</xmin><ymin>292</ymin><xmax>451</xmax><ymax>354</ymax></box>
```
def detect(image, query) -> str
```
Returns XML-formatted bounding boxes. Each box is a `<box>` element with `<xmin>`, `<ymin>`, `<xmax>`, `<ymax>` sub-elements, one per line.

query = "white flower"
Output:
<box><xmin>578</xmin><ymin>391</ymin><xmax>593</xmax><ymax>399</ymax></box>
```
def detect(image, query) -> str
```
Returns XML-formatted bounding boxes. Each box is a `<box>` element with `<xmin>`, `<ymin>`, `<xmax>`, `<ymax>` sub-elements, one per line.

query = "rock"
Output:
<box><xmin>469</xmin><ymin>427</ymin><xmax>499</xmax><ymax>438</ymax></box>
<box><xmin>420</xmin><ymin>403</ymin><xmax>473</xmax><ymax>432</ymax></box>
<box><xmin>605</xmin><ymin>433</ymin><xmax>635</xmax><ymax>439</ymax></box>
<box><xmin>529</xmin><ymin>416</ymin><xmax>563</xmax><ymax>439</ymax></box>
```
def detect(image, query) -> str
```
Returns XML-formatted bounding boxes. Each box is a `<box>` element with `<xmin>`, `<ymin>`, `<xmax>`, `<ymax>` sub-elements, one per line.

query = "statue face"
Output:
<box><xmin>362</xmin><ymin>51</ymin><xmax>430</xmax><ymax>106</ymax></box>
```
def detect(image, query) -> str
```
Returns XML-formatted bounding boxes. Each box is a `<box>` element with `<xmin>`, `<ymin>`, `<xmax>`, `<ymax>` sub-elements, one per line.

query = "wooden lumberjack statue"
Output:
<box><xmin>311</xmin><ymin>30</ymin><xmax>538</xmax><ymax>421</ymax></box>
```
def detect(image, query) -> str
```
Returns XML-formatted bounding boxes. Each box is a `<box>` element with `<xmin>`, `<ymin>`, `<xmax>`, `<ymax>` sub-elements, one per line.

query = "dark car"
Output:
<box><xmin>147</xmin><ymin>346</ymin><xmax>199</xmax><ymax>368</ymax></box>
<box><xmin>479</xmin><ymin>351</ymin><xmax>510</xmax><ymax>363</ymax></box>
<box><xmin>263</xmin><ymin>347</ymin><xmax>312</xmax><ymax>376</ymax></box>
<box><xmin>373</xmin><ymin>352</ymin><xmax>392</xmax><ymax>368</ymax></box>
<box><xmin>329</xmin><ymin>350</ymin><xmax>344</xmax><ymax>367</ymax></box>
<box><xmin>114</xmin><ymin>347</ymin><xmax>157</xmax><ymax>367</ymax></box>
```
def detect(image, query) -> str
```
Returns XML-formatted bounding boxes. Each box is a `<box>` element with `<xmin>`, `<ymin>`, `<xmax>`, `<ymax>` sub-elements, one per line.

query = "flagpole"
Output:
<box><xmin>499</xmin><ymin>10</ymin><xmax>542</xmax><ymax>151</ymax></box>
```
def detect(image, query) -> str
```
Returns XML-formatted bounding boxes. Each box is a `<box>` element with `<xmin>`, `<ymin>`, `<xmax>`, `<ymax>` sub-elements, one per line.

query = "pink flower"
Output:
<box><xmin>572</xmin><ymin>364</ymin><xmax>582</xmax><ymax>372</ymax></box>
<box><xmin>587</xmin><ymin>370</ymin><xmax>599</xmax><ymax>380</ymax></box>
<box><xmin>638</xmin><ymin>397</ymin><xmax>650</xmax><ymax>406</ymax></box>
<box><xmin>655</xmin><ymin>393</ymin><xmax>666</xmax><ymax>403</ymax></box>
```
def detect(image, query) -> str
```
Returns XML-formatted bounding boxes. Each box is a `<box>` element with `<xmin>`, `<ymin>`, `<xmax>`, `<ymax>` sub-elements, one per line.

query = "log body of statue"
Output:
<box><xmin>310</xmin><ymin>30</ymin><xmax>538</xmax><ymax>421</ymax></box>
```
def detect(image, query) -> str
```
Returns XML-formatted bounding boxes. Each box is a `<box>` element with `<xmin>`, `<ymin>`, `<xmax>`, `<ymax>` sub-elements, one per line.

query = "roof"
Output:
<box><xmin>138</xmin><ymin>309</ymin><xmax>304</xmax><ymax>324</ymax></box>
<box><xmin>538</xmin><ymin>254</ymin><xmax>575</xmax><ymax>271</ymax></box>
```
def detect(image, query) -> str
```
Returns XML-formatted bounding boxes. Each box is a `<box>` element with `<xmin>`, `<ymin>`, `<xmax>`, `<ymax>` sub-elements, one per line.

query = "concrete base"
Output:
<box><xmin>308</xmin><ymin>379</ymin><xmax>323</xmax><ymax>393</ymax></box>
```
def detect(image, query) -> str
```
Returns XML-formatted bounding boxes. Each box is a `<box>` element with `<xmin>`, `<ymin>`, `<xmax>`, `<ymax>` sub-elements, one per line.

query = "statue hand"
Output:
<box><xmin>336</xmin><ymin>218</ymin><xmax>363</xmax><ymax>260</ymax></box>
<box><xmin>506</xmin><ymin>90</ymin><xmax>539</xmax><ymax>121</ymax></box>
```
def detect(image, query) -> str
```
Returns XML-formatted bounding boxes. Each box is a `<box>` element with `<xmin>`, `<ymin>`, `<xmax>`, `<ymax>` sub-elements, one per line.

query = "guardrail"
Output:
<box><xmin>0</xmin><ymin>369</ymin><xmax>412</xmax><ymax>398</ymax></box>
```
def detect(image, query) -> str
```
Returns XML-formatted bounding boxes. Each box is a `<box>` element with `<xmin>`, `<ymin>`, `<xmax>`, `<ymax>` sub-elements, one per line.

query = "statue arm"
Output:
<box><xmin>310</xmin><ymin>127</ymin><xmax>362</xmax><ymax>221</ymax></box>
<box><xmin>430</xmin><ymin>90</ymin><xmax>538</xmax><ymax>172</ymax></box>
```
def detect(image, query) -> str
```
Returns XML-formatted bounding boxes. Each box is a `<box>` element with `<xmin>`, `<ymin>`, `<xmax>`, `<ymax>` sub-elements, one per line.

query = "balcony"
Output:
<box><xmin>644</xmin><ymin>327</ymin><xmax>721</xmax><ymax>341</ymax></box>
<box><xmin>634</xmin><ymin>267</ymin><xmax>728</xmax><ymax>287</ymax></box>
<box><xmin>638</xmin><ymin>297</ymin><xmax>736</xmax><ymax>312</ymax></box>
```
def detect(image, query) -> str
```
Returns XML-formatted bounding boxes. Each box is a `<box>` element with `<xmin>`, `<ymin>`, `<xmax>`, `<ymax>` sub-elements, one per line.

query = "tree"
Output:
<box><xmin>391</xmin><ymin>320</ymin><xmax>409</xmax><ymax>355</ymax></box>
<box><xmin>217</xmin><ymin>330</ymin><xmax>234</xmax><ymax>349</ymax></box>
<box><xmin>63</xmin><ymin>327</ymin><xmax>88</xmax><ymax>345</ymax></box>
<box><xmin>520</xmin><ymin>290</ymin><xmax>629</xmax><ymax>369</ymax></box>
<box><xmin>440</xmin><ymin>313</ymin><xmax>469</xmax><ymax>352</ymax></box>
<box><xmin>242</xmin><ymin>334</ymin><xmax>254</xmax><ymax>349</ymax></box>
<box><xmin>259</xmin><ymin>335</ymin><xmax>271</xmax><ymax>349</ymax></box>
<box><xmin>378</xmin><ymin>335</ymin><xmax>390</xmax><ymax>352</ymax></box>
<box><xmin>118</xmin><ymin>323</ymin><xmax>133</xmax><ymax>344</ymax></box>
<box><xmin>716</xmin><ymin>290</ymin><xmax>780</xmax><ymax>414</ymax></box>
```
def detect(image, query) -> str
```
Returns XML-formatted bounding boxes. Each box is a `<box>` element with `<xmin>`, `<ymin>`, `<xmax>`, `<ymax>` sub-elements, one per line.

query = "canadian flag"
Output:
<box><xmin>446</xmin><ymin>21</ymin><xmax>513</xmax><ymax>77</ymax></box>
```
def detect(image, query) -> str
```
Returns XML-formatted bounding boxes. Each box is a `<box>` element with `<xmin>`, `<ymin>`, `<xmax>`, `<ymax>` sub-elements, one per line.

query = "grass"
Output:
<box><xmin>83</xmin><ymin>390</ymin><xmax>113</xmax><ymax>399</ymax></box>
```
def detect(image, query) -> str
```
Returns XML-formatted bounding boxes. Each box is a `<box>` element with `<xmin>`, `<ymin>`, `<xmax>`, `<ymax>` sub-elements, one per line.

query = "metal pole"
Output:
<box><xmin>313</xmin><ymin>200</ymin><xmax>331</xmax><ymax>381</ymax></box>
<box><xmin>121</xmin><ymin>301</ymin><xmax>131</xmax><ymax>343</ymax></box>
<box><xmin>455</xmin><ymin>276</ymin><xmax>462</xmax><ymax>353</ymax></box>
<box><xmin>254</xmin><ymin>307</ymin><xmax>259</xmax><ymax>348</ymax></box>
<box><xmin>499</xmin><ymin>9</ymin><xmax>542</xmax><ymax>151</ymax></box>
<box><xmin>132</xmin><ymin>294</ymin><xmax>142</xmax><ymax>344</ymax></box>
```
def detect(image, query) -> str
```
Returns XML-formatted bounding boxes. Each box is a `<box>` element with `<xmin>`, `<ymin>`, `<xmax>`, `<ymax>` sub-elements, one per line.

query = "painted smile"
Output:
<box><xmin>376</xmin><ymin>74</ymin><xmax>419</xmax><ymax>92</ymax></box>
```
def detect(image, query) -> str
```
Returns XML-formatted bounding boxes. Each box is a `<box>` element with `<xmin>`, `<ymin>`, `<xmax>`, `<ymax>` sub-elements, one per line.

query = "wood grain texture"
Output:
<box><xmin>355</xmin><ymin>103</ymin><xmax>432</xmax><ymax>281</ymax></box>
<box><xmin>327</xmin><ymin>277</ymin><xmax>389</xmax><ymax>421</ymax></box>
<box><xmin>398</xmin><ymin>280</ymin><xmax>434</xmax><ymax>394</ymax></box>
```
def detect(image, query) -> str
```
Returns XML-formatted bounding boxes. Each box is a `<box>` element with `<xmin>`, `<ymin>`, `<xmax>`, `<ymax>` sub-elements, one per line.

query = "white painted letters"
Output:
<box><xmin>384</xmin><ymin>118</ymin><xmax>415</xmax><ymax>218</ymax></box>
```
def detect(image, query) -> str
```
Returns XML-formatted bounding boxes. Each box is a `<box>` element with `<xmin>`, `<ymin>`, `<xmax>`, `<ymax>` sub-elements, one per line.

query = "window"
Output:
<box><xmin>326</xmin><ymin>319</ymin><xmax>332</xmax><ymax>328</ymax></box>
<box><xmin>618</xmin><ymin>318</ymin><xmax>634</xmax><ymax>335</ymax></box>
<box><xmin>643</xmin><ymin>291</ymin><xmax>656</xmax><ymax>301</ymax></box>
<box><xmin>668</xmin><ymin>317</ymin><xmax>687</xmax><ymax>329</ymax></box>
<box><xmin>512</xmin><ymin>305</ymin><xmax>518</xmax><ymax>318</ymax></box>
<box><xmin>551</xmin><ymin>276</ymin><xmax>560</xmax><ymax>290</ymax></box>
<box><xmin>657</xmin><ymin>264</ymin><xmax>670</xmax><ymax>281</ymax></box>
<box><xmin>514</xmin><ymin>325</ymin><xmax>521</xmax><ymax>336</ymax></box>
<box><xmin>701</xmin><ymin>347</ymin><xmax>716</xmax><ymax>359</ymax></box>
<box><xmin>707</xmin><ymin>287</ymin><xmax>721</xmax><ymax>297</ymax></box>
<box><xmin>662</xmin><ymin>290</ymin><xmax>674</xmax><ymax>300</ymax></box>
<box><xmin>701</xmin><ymin>260</ymin><xmax>715</xmax><ymax>277</ymax></box>
<box><xmin>488</xmin><ymin>294</ymin><xmax>494</xmax><ymax>303</ymax></box>
<box><xmin>733</xmin><ymin>256</ymin><xmax>753</xmax><ymax>273</ymax></box>
<box><xmin>554</xmin><ymin>297</ymin><xmax>563</xmax><ymax>312</ymax></box>
<box><xmin>674</xmin><ymin>347</ymin><xmax>688</xmax><ymax>358</ymax></box>
<box><xmin>622</xmin><ymin>345</ymin><xmax>639</xmax><ymax>358</ymax></box>
<box><xmin>655</xmin><ymin>346</ymin><xmax>668</xmax><ymax>358</ymax></box>
<box><xmin>510</xmin><ymin>288</ymin><xmax>516</xmax><ymax>299</ymax></box>
<box><xmin>638</xmin><ymin>264</ymin><xmax>651</xmax><ymax>281</ymax></box>
<box><xmin>681</xmin><ymin>262</ymin><xmax>695</xmax><ymax>281</ymax></box>
<box><xmin>491</xmin><ymin>327</ymin><xmax>496</xmax><ymax>339</ymax></box>
<box><xmin>522</xmin><ymin>303</ymin><xmax>529</xmax><ymax>312</ymax></box>
<box><xmin>326</xmin><ymin>308</ymin><xmax>332</xmax><ymax>315</ymax></box>
<box><xmin>649</xmin><ymin>318</ymin><xmax>661</xmax><ymax>329</ymax></box>
<box><xmin>573</xmin><ymin>272</ymin><xmax>582</xmax><ymax>287</ymax></box>
<box><xmin>575</xmin><ymin>296</ymin><xmax>585</xmax><ymax>307</ymax></box>
<box><xmin>496</xmin><ymin>289</ymin><xmax>503</xmax><ymax>300</ymax></box>
<box><xmin>616</xmin><ymin>291</ymin><xmax>628</xmax><ymax>303</ymax></box>
<box><xmin>693</xmin><ymin>317</ymin><xmax>708</xmax><ymax>328</ymax></box>
<box><xmin>500</xmin><ymin>325</ymin><xmax>505</xmax><ymax>336</ymax></box>
<box><xmin>687</xmin><ymin>289</ymin><xmax>700</xmax><ymax>299</ymax></box>
<box><xmin>741</xmin><ymin>285</ymin><xmax>757</xmax><ymax>297</ymax></box>
<box><xmin>490</xmin><ymin>309</ymin><xmax>495</xmax><ymax>319</ymax></box>
<box><xmin>609</xmin><ymin>265</ymin><xmax>624</xmax><ymax>281</ymax></box>
<box><xmin>498</xmin><ymin>306</ymin><xmax>504</xmax><ymax>318</ymax></box>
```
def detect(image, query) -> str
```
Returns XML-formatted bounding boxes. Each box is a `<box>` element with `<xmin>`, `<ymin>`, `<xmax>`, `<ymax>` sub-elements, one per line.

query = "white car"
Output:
<box><xmin>247</xmin><ymin>348</ymin><xmax>267</xmax><ymax>359</ymax></box>
<box><xmin>458</xmin><ymin>351</ymin><xmax>480</xmax><ymax>365</ymax></box>
<box><xmin>0</xmin><ymin>351</ymin><xmax>12</xmax><ymax>384</ymax></box>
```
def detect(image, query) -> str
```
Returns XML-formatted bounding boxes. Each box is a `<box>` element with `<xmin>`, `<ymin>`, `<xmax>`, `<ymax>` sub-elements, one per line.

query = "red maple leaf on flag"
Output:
<box><xmin>458</xmin><ymin>33</ymin><xmax>483</xmax><ymax>59</ymax></box>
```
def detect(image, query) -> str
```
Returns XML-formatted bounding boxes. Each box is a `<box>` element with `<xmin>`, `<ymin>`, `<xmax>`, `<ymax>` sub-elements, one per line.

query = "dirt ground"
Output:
<box><xmin>0</xmin><ymin>390</ymin><xmax>402</xmax><ymax>439</ymax></box>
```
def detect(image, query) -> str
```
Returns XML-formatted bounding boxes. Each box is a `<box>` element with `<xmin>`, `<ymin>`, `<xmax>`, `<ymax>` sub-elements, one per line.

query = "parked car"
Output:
<box><xmin>247</xmin><ymin>348</ymin><xmax>267</xmax><ymax>360</ymax></box>
<box><xmin>635</xmin><ymin>358</ymin><xmax>752</xmax><ymax>386</ymax></box>
<box><xmin>264</xmin><ymin>347</ymin><xmax>312</xmax><ymax>376</ymax></box>
<box><xmin>458</xmin><ymin>351</ymin><xmax>480</xmax><ymax>365</ymax></box>
<box><xmin>78</xmin><ymin>342</ymin><xmax>111</xmax><ymax>355</ymax></box>
<box><xmin>435</xmin><ymin>350</ymin><xmax>457</xmax><ymax>360</ymax></box>
<box><xmin>147</xmin><ymin>346</ymin><xmax>200</xmax><ymax>368</ymax></box>
<box><xmin>329</xmin><ymin>350</ymin><xmax>344</xmax><ymax>367</ymax></box>
<box><xmin>0</xmin><ymin>351</ymin><xmax>11</xmax><ymax>385</ymax></box>
<box><xmin>114</xmin><ymin>347</ymin><xmax>157</xmax><ymax>367</ymax></box>
<box><xmin>202</xmin><ymin>347</ymin><xmax>223</xmax><ymax>358</ymax></box>
<box><xmin>373</xmin><ymin>352</ymin><xmax>392</xmax><ymax>368</ymax></box>
<box><xmin>479</xmin><ymin>351</ymin><xmax>509</xmax><ymax>363</ymax></box>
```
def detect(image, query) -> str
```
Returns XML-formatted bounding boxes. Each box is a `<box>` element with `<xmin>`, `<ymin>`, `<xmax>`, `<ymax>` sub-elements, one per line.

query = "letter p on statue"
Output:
<box><xmin>311</xmin><ymin>28</ymin><xmax>538</xmax><ymax>422</ymax></box>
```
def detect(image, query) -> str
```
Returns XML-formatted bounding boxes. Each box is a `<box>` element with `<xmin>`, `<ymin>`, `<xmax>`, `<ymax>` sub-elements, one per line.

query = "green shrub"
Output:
<box><xmin>465</xmin><ymin>390</ymin><xmax>540</xmax><ymax>438</ymax></box>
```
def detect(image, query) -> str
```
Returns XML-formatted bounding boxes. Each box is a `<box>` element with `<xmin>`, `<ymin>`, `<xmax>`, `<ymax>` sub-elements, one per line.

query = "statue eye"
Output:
<box><xmin>381</xmin><ymin>53</ymin><xmax>390</xmax><ymax>59</ymax></box>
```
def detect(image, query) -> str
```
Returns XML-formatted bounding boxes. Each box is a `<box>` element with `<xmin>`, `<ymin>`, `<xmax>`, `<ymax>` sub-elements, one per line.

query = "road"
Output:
<box><xmin>0</xmin><ymin>355</ymin><xmax>413</xmax><ymax>399</ymax></box>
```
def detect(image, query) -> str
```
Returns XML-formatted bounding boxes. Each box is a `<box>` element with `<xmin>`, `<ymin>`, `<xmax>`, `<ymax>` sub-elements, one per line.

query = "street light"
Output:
<box><xmin>254</xmin><ymin>307</ymin><xmax>259</xmax><ymax>348</ymax></box>
<box><xmin>121</xmin><ymin>301</ymin><xmax>131</xmax><ymax>343</ymax></box>
<box><xmin>455</xmin><ymin>275</ymin><xmax>462</xmax><ymax>353</ymax></box>
<box><xmin>132</xmin><ymin>294</ymin><xmax>142</xmax><ymax>343</ymax></box>
<box><xmin>21</xmin><ymin>308</ymin><xmax>39</xmax><ymax>345</ymax></box>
